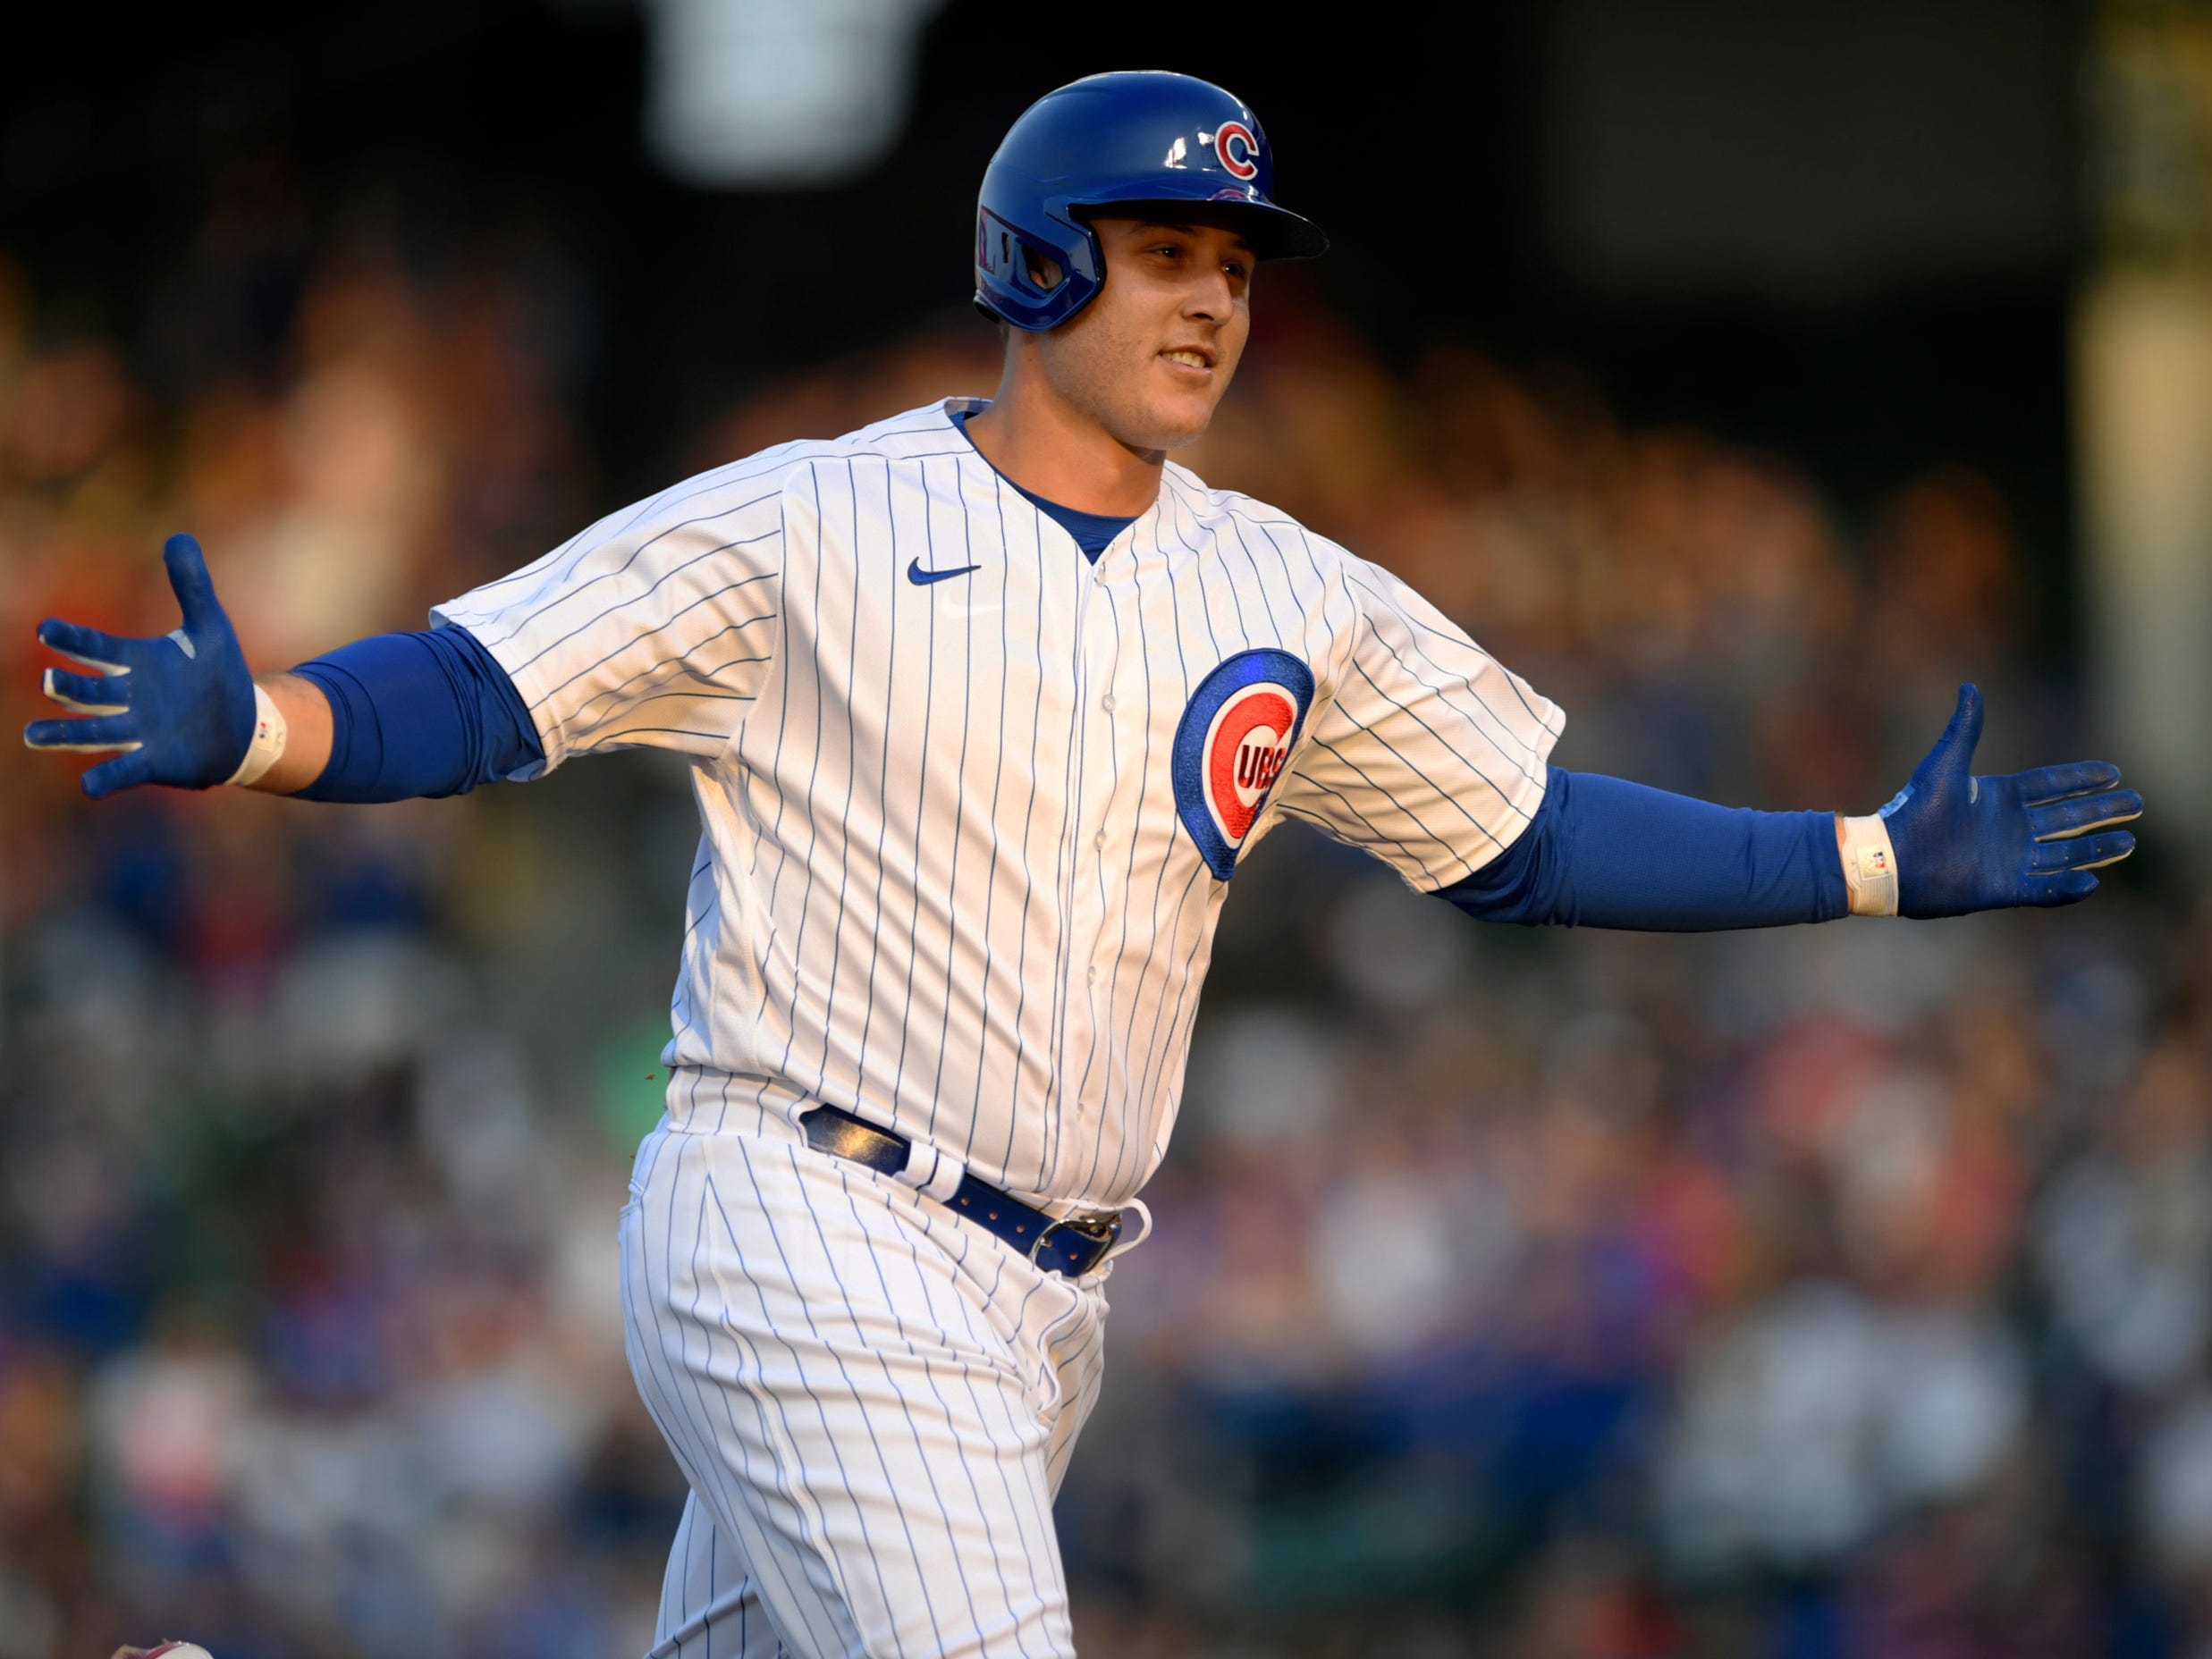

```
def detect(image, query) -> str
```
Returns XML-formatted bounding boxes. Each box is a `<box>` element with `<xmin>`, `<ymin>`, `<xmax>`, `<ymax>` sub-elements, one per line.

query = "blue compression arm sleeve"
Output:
<box><xmin>291</xmin><ymin>627</ymin><xmax>543</xmax><ymax>803</ymax></box>
<box><xmin>1435</xmin><ymin>767</ymin><xmax>1849</xmax><ymax>930</ymax></box>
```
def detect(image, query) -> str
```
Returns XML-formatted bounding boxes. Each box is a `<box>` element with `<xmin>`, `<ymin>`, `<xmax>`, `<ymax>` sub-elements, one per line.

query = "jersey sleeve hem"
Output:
<box><xmin>426</xmin><ymin>609</ymin><xmax>572</xmax><ymax>775</ymax></box>
<box><xmin>1465</xmin><ymin>737</ymin><xmax>1558</xmax><ymax>880</ymax></box>
<box><xmin>1400</xmin><ymin>726</ymin><xmax>1559</xmax><ymax>892</ymax></box>
<box><xmin>1330</xmin><ymin>544</ymin><xmax>1567</xmax><ymax>892</ymax></box>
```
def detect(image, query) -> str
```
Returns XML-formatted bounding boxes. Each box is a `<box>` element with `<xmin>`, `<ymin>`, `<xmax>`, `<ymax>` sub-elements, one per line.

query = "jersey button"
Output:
<box><xmin>1093</xmin><ymin>830</ymin><xmax>1107</xmax><ymax>849</ymax></box>
<box><xmin>1086</xmin><ymin>966</ymin><xmax>1099</xmax><ymax>985</ymax></box>
<box><xmin>1101</xmin><ymin>693</ymin><xmax>1115</xmax><ymax>712</ymax></box>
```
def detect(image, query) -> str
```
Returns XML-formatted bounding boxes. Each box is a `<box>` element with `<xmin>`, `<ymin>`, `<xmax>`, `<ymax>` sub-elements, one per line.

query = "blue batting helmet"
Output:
<box><xmin>975</xmin><ymin>71</ymin><xmax>1329</xmax><ymax>332</ymax></box>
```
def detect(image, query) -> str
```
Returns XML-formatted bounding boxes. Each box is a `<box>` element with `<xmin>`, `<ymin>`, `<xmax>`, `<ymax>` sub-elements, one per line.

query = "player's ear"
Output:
<box><xmin>1020</xmin><ymin>246</ymin><xmax>1063</xmax><ymax>291</ymax></box>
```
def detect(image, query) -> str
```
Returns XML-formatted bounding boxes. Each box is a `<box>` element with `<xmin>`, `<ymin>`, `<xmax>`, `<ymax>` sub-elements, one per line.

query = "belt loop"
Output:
<box><xmin>1102</xmin><ymin>1197</ymin><xmax>1153</xmax><ymax>1263</ymax></box>
<box><xmin>896</xmin><ymin>1137</ymin><xmax>967</xmax><ymax>1205</ymax></box>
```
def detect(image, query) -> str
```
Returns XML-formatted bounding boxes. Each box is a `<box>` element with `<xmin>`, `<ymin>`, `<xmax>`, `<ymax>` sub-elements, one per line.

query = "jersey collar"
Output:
<box><xmin>939</xmin><ymin>397</ymin><xmax>1172</xmax><ymax>558</ymax></box>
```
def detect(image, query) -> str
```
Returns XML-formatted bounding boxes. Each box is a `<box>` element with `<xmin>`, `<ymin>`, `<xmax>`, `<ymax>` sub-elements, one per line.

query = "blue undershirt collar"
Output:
<box><xmin>951</xmin><ymin>408</ymin><xmax>1138</xmax><ymax>564</ymax></box>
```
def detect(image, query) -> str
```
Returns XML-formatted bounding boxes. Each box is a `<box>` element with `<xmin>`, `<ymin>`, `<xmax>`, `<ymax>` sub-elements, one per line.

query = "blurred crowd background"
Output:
<box><xmin>4</xmin><ymin>2</ymin><xmax>2211</xmax><ymax>1656</ymax></box>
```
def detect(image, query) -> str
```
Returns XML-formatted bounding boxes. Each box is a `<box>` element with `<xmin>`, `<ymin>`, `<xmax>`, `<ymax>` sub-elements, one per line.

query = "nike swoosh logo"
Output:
<box><xmin>908</xmin><ymin>559</ymin><xmax>982</xmax><ymax>586</ymax></box>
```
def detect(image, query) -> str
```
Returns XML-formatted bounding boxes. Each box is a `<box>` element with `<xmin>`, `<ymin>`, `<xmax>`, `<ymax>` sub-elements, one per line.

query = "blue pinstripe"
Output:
<box><xmin>920</xmin><ymin>457</ymin><xmax>981</xmax><ymax>1144</ymax></box>
<box><xmin>886</xmin><ymin>459</ymin><xmax>945</xmax><ymax>1123</ymax></box>
<box><xmin>987</xmin><ymin>485</ymin><xmax>1050</xmax><ymax>1183</ymax></box>
<box><xmin>848</xmin><ymin>460</ymin><xmax>907</xmax><ymax>1117</ymax></box>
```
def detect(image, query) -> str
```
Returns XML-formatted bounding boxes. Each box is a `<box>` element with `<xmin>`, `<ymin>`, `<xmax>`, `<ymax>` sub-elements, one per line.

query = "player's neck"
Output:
<box><xmin>962</xmin><ymin>378</ymin><xmax>1163</xmax><ymax>518</ymax></box>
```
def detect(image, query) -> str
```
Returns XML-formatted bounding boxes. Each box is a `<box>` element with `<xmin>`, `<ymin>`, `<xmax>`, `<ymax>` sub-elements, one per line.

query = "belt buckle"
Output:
<box><xmin>1028</xmin><ymin>1210</ymin><xmax>1120</xmax><ymax>1270</ymax></box>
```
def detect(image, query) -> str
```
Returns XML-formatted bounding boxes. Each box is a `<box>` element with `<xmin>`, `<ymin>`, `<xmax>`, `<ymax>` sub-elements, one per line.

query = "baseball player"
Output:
<box><xmin>33</xmin><ymin>72</ymin><xmax>2140</xmax><ymax>1659</ymax></box>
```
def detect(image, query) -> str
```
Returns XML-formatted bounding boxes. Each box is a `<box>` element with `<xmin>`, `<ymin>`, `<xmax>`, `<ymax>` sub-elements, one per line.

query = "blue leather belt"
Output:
<box><xmin>798</xmin><ymin>1103</ymin><xmax>1121</xmax><ymax>1276</ymax></box>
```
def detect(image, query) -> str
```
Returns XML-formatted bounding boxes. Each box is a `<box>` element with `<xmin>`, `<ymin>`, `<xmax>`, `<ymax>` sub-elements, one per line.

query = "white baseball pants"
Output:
<box><xmin>620</xmin><ymin>1112</ymin><xmax>1110</xmax><ymax>1658</ymax></box>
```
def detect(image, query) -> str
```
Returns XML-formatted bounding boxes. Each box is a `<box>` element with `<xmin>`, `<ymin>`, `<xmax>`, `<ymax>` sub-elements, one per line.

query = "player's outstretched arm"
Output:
<box><xmin>1863</xmin><ymin>681</ymin><xmax>2140</xmax><ymax>918</ymax></box>
<box><xmin>24</xmin><ymin>535</ymin><xmax>333</xmax><ymax>797</ymax></box>
<box><xmin>1436</xmin><ymin>682</ymin><xmax>2141</xmax><ymax>931</ymax></box>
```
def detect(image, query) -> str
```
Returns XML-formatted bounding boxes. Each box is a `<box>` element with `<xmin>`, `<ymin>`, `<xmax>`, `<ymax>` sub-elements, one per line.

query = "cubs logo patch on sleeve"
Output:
<box><xmin>1171</xmin><ymin>648</ymin><xmax>1316</xmax><ymax>880</ymax></box>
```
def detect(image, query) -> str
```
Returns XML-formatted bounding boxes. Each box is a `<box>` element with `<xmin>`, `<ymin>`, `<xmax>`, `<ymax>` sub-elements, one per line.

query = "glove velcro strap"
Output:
<box><xmin>226</xmin><ymin>683</ymin><xmax>289</xmax><ymax>787</ymax></box>
<box><xmin>1838</xmin><ymin>813</ymin><xmax>1900</xmax><ymax>917</ymax></box>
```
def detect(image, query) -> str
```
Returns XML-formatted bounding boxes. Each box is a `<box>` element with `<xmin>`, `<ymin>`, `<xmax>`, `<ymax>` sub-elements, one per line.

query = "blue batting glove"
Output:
<box><xmin>23</xmin><ymin>534</ymin><xmax>257</xmax><ymax>799</ymax></box>
<box><xmin>1879</xmin><ymin>683</ymin><xmax>2141</xmax><ymax>918</ymax></box>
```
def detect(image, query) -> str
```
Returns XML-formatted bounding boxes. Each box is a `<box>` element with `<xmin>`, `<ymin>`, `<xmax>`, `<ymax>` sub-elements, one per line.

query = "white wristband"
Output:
<box><xmin>1837</xmin><ymin>813</ymin><xmax>1899</xmax><ymax>917</ymax></box>
<box><xmin>226</xmin><ymin>683</ymin><xmax>289</xmax><ymax>787</ymax></box>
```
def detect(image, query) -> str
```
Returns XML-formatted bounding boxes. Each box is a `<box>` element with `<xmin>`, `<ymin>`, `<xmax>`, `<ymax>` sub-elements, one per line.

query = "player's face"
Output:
<box><xmin>1035</xmin><ymin>217</ymin><xmax>1253</xmax><ymax>452</ymax></box>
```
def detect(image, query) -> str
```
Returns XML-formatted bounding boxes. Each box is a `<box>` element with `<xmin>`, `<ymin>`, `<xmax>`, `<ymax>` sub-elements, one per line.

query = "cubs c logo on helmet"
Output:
<box><xmin>1212</xmin><ymin>121</ymin><xmax>1260</xmax><ymax>181</ymax></box>
<box><xmin>1171</xmin><ymin>648</ymin><xmax>1315</xmax><ymax>879</ymax></box>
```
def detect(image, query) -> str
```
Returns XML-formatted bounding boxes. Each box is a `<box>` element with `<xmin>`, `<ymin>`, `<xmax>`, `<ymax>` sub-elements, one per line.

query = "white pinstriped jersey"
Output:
<box><xmin>435</xmin><ymin>398</ymin><xmax>1564</xmax><ymax>1209</ymax></box>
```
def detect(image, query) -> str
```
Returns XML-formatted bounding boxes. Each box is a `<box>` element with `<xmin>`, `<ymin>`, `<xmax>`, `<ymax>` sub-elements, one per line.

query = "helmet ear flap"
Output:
<box><xmin>979</xmin><ymin>214</ymin><xmax>1060</xmax><ymax>299</ymax></box>
<box><xmin>974</xmin><ymin>206</ymin><xmax>1101</xmax><ymax>331</ymax></box>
